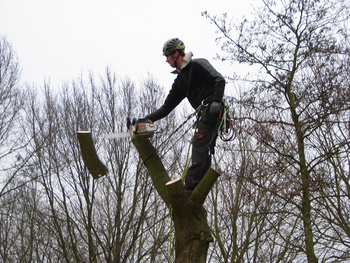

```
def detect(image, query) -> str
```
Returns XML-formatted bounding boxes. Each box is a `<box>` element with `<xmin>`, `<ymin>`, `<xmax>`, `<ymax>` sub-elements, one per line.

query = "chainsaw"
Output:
<box><xmin>105</xmin><ymin>118</ymin><xmax>155</xmax><ymax>139</ymax></box>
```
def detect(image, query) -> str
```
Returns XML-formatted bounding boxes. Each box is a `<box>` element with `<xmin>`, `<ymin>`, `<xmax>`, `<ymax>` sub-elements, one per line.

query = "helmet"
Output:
<box><xmin>163</xmin><ymin>38</ymin><xmax>185</xmax><ymax>56</ymax></box>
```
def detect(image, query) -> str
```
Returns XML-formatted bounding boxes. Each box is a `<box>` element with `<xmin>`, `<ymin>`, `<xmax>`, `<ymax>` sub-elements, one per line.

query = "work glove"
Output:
<box><xmin>209</xmin><ymin>101</ymin><xmax>221</xmax><ymax>116</ymax></box>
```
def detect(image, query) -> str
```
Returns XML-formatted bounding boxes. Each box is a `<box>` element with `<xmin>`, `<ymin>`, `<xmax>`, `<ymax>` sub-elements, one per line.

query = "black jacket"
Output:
<box><xmin>146</xmin><ymin>57</ymin><xmax>225</xmax><ymax>122</ymax></box>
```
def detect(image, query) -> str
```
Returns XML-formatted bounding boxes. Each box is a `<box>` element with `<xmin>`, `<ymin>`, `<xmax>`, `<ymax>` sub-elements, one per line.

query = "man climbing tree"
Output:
<box><xmin>145</xmin><ymin>38</ymin><xmax>225</xmax><ymax>196</ymax></box>
<box><xmin>77</xmin><ymin>39</ymin><xmax>228</xmax><ymax>262</ymax></box>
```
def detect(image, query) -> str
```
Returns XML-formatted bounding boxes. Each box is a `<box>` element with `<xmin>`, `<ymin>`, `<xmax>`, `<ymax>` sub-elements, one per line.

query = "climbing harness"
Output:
<box><xmin>144</xmin><ymin>99</ymin><xmax>236</xmax><ymax>169</ymax></box>
<box><xmin>191</xmin><ymin>99</ymin><xmax>235</xmax><ymax>153</ymax></box>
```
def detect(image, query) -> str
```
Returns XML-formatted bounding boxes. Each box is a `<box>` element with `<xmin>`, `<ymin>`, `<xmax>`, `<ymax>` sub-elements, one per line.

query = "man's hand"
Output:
<box><xmin>209</xmin><ymin>101</ymin><xmax>221</xmax><ymax>116</ymax></box>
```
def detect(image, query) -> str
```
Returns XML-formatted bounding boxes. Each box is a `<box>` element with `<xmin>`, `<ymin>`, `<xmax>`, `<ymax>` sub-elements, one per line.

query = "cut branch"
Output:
<box><xmin>76</xmin><ymin>131</ymin><xmax>108</xmax><ymax>179</ymax></box>
<box><xmin>191</xmin><ymin>168</ymin><xmax>220</xmax><ymax>207</ymax></box>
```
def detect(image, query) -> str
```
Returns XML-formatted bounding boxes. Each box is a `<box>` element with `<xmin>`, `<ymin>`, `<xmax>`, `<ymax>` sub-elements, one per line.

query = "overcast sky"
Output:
<box><xmin>0</xmin><ymin>0</ymin><xmax>256</xmax><ymax>91</ymax></box>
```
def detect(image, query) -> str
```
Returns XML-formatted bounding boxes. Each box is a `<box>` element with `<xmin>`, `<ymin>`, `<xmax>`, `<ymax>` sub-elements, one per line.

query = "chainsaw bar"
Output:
<box><xmin>105</xmin><ymin>132</ymin><xmax>131</xmax><ymax>139</ymax></box>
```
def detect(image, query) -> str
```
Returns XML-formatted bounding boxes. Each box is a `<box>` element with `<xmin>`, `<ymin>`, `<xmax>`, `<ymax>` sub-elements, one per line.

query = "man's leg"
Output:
<box><xmin>184</xmin><ymin>121</ymin><xmax>215</xmax><ymax>195</ymax></box>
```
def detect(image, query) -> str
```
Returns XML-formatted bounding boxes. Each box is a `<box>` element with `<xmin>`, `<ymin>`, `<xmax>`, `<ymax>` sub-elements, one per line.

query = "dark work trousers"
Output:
<box><xmin>184</xmin><ymin>108</ymin><xmax>218</xmax><ymax>195</ymax></box>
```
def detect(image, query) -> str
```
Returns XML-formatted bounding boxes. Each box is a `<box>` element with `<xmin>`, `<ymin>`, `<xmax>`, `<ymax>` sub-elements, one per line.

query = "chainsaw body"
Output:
<box><xmin>129</xmin><ymin>119</ymin><xmax>155</xmax><ymax>139</ymax></box>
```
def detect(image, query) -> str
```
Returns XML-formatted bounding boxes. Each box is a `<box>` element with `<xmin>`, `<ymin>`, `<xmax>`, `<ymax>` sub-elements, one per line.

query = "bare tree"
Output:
<box><xmin>0</xmin><ymin>36</ymin><xmax>37</xmax><ymax>262</ymax></box>
<box><xmin>9</xmin><ymin>70</ymin><xmax>177</xmax><ymax>262</ymax></box>
<box><xmin>204</xmin><ymin>0</ymin><xmax>350</xmax><ymax>262</ymax></box>
<box><xmin>0</xmin><ymin>36</ymin><xmax>27</xmax><ymax>197</ymax></box>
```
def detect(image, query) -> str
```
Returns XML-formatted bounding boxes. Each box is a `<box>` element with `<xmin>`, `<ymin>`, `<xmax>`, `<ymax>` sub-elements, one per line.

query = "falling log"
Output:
<box><xmin>76</xmin><ymin>131</ymin><xmax>108</xmax><ymax>179</ymax></box>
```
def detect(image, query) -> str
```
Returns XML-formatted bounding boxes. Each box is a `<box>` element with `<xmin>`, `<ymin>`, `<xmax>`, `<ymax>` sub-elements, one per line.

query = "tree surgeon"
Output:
<box><xmin>145</xmin><ymin>38</ymin><xmax>225</xmax><ymax>197</ymax></box>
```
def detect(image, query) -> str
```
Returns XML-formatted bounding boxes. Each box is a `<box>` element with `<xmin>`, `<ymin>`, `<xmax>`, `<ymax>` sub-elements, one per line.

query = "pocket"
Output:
<box><xmin>201</xmin><ymin>116</ymin><xmax>218</xmax><ymax>127</ymax></box>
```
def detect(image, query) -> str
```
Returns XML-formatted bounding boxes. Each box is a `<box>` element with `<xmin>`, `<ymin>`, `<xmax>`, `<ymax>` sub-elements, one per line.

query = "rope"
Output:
<box><xmin>218</xmin><ymin>102</ymin><xmax>236</xmax><ymax>141</ymax></box>
<box><xmin>143</xmin><ymin>105</ymin><xmax>201</xmax><ymax>165</ymax></box>
<box><xmin>181</xmin><ymin>141</ymin><xmax>192</xmax><ymax>182</ymax></box>
<box><xmin>218</xmin><ymin>104</ymin><xmax>227</xmax><ymax>135</ymax></box>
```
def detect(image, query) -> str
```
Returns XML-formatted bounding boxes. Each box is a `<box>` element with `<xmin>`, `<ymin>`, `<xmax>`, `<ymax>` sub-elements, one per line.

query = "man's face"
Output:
<box><xmin>165</xmin><ymin>51</ymin><xmax>178</xmax><ymax>68</ymax></box>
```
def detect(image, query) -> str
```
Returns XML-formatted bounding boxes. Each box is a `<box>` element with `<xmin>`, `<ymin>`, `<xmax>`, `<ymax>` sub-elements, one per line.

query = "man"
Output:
<box><xmin>145</xmin><ymin>38</ymin><xmax>225</xmax><ymax>196</ymax></box>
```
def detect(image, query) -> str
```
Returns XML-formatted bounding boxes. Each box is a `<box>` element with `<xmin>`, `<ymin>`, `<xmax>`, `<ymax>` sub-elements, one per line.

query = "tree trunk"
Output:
<box><xmin>286</xmin><ymin>78</ymin><xmax>318</xmax><ymax>262</ymax></box>
<box><xmin>132</xmin><ymin>138</ymin><xmax>220</xmax><ymax>262</ymax></box>
<box><xmin>296</xmin><ymin>127</ymin><xmax>318</xmax><ymax>263</ymax></box>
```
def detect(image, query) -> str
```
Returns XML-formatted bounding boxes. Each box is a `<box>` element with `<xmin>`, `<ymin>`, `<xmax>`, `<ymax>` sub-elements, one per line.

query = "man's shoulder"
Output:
<box><xmin>181</xmin><ymin>58</ymin><xmax>211</xmax><ymax>74</ymax></box>
<box><xmin>191</xmin><ymin>58</ymin><xmax>211</xmax><ymax>68</ymax></box>
<box><xmin>192</xmin><ymin>58</ymin><xmax>209</xmax><ymax>63</ymax></box>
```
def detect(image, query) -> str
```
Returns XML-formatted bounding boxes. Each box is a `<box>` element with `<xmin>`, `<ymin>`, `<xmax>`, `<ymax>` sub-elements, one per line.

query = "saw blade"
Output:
<box><xmin>105</xmin><ymin>132</ymin><xmax>131</xmax><ymax>139</ymax></box>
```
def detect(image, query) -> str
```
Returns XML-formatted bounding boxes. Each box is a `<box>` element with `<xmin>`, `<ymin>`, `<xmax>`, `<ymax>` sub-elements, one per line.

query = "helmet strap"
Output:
<box><xmin>171</xmin><ymin>52</ymin><xmax>180</xmax><ymax>70</ymax></box>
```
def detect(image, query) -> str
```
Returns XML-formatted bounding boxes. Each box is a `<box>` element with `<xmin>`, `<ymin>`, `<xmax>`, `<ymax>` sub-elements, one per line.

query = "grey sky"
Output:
<box><xmin>0</xmin><ymin>0</ymin><xmax>256</xmax><ymax>90</ymax></box>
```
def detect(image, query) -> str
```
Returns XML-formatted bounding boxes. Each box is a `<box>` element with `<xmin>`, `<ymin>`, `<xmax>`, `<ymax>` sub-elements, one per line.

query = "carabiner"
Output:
<box><xmin>201</xmin><ymin>99</ymin><xmax>209</xmax><ymax>107</ymax></box>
